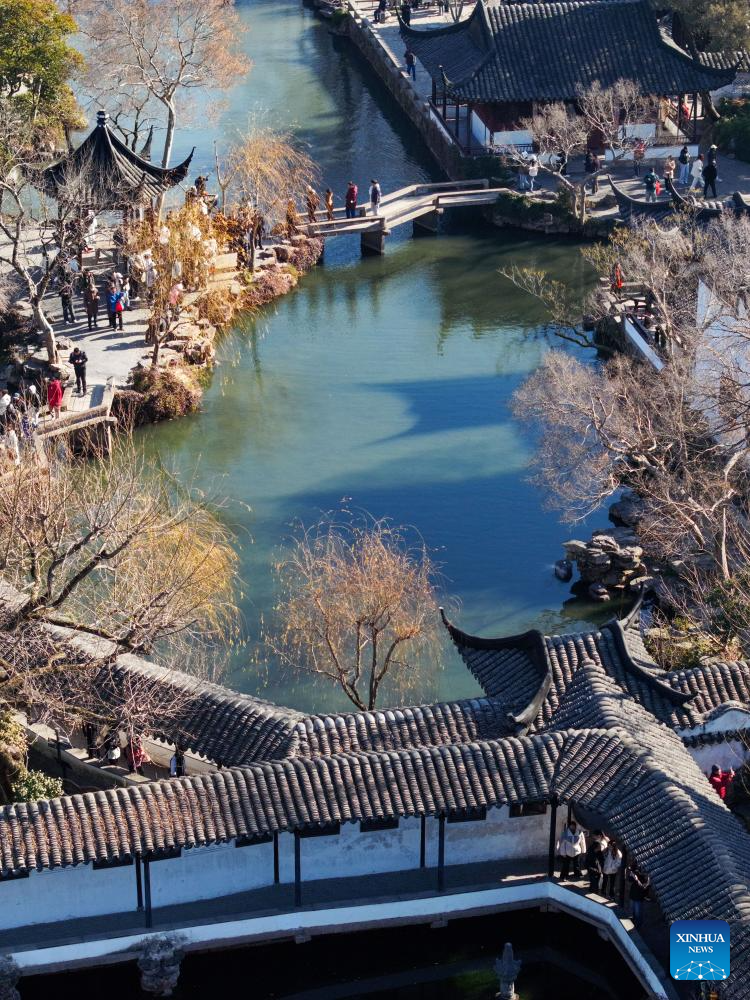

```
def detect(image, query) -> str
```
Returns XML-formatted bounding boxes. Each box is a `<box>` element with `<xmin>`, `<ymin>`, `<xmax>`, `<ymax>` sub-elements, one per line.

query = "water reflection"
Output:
<box><xmin>142</xmin><ymin>0</ymin><xmax>606</xmax><ymax>713</ymax></box>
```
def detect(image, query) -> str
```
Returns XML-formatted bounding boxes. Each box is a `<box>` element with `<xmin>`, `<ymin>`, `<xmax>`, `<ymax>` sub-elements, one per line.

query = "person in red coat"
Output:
<box><xmin>46</xmin><ymin>377</ymin><xmax>63</xmax><ymax>420</ymax></box>
<box><xmin>709</xmin><ymin>765</ymin><xmax>725</xmax><ymax>798</ymax></box>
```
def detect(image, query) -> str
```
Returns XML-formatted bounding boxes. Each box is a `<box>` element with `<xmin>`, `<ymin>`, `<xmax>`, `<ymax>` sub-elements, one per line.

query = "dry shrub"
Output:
<box><xmin>195</xmin><ymin>287</ymin><xmax>237</xmax><ymax>328</ymax></box>
<box><xmin>242</xmin><ymin>269</ymin><xmax>297</xmax><ymax>310</ymax></box>
<box><xmin>290</xmin><ymin>237</ymin><xmax>324</xmax><ymax>273</ymax></box>
<box><xmin>128</xmin><ymin>365</ymin><xmax>202</xmax><ymax>424</ymax></box>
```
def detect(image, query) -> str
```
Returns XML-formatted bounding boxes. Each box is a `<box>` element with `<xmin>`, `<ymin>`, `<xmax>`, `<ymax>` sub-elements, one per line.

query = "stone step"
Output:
<box><xmin>214</xmin><ymin>251</ymin><xmax>238</xmax><ymax>273</ymax></box>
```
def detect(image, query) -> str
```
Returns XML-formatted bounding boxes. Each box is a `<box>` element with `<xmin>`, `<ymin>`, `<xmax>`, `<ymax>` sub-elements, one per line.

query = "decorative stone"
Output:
<box><xmin>554</xmin><ymin>559</ymin><xmax>573</xmax><ymax>582</ymax></box>
<box><xmin>589</xmin><ymin>583</ymin><xmax>611</xmax><ymax>602</ymax></box>
<box><xmin>133</xmin><ymin>934</ymin><xmax>186</xmax><ymax>997</ymax></box>
<box><xmin>0</xmin><ymin>956</ymin><xmax>21</xmax><ymax>1000</ymax></box>
<box><xmin>494</xmin><ymin>942</ymin><xmax>521</xmax><ymax>1000</ymax></box>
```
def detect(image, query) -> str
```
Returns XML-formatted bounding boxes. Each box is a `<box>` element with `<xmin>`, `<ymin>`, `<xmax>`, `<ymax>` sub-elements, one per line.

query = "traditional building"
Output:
<box><xmin>1</xmin><ymin>608</ymin><xmax>750</xmax><ymax>997</ymax></box>
<box><xmin>39</xmin><ymin>111</ymin><xmax>194</xmax><ymax>212</ymax></box>
<box><xmin>399</xmin><ymin>0</ymin><xmax>736</xmax><ymax>154</ymax></box>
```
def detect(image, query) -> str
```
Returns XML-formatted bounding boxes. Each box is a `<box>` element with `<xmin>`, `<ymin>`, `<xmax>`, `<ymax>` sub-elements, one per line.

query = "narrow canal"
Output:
<box><xmin>143</xmin><ymin>0</ymin><xmax>602</xmax><ymax>712</ymax></box>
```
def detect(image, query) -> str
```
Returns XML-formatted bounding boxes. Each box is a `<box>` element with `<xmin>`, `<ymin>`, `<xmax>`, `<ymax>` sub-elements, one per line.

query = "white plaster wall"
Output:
<box><xmin>296</xmin><ymin>818</ymin><xmax>424</xmax><ymax>881</ymax></box>
<box><xmin>0</xmin><ymin>863</ymin><xmax>137</xmax><ymax>931</ymax></box>
<box><xmin>443</xmin><ymin>807</ymin><xmax>552</xmax><ymax>865</ymax></box>
<box><xmin>688</xmin><ymin>740</ymin><xmax>750</xmax><ymax>774</ymax></box>
<box><xmin>149</xmin><ymin>840</ymin><xmax>275</xmax><ymax>908</ymax></box>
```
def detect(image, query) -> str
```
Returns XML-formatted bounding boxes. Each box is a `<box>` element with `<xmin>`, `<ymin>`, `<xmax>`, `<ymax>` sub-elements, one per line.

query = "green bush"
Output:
<box><xmin>11</xmin><ymin>769</ymin><xmax>63</xmax><ymax>802</ymax></box>
<box><xmin>715</xmin><ymin>99</ymin><xmax>750</xmax><ymax>163</ymax></box>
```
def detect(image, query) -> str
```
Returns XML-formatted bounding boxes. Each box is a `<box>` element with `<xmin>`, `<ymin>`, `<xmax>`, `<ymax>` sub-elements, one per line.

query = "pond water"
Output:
<box><xmin>22</xmin><ymin>911</ymin><xmax>643</xmax><ymax>1000</ymax></box>
<box><xmin>143</xmin><ymin>0</ymin><xmax>606</xmax><ymax>713</ymax></box>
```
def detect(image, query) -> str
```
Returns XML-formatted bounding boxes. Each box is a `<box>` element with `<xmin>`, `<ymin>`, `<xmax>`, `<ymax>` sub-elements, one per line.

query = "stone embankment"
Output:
<box><xmin>556</xmin><ymin>492</ymin><xmax>650</xmax><ymax>601</ymax></box>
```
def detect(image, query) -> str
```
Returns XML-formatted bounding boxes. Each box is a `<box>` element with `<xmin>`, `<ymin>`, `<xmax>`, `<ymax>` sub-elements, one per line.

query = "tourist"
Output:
<box><xmin>586</xmin><ymin>830</ymin><xmax>608</xmax><ymax>894</ymax></box>
<box><xmin>400</xmin><ymin>0</ymin><xmax>411</xmax><ymax>24</ymax></box>
<box><xmin>84</xmin><ymin>277</ymin><xmax>100</xmax><ymax>330</ymax></box>
<box><xmin>602</xmin><ymin>841</ymin><xmax>623</xmax><ymax>898</ymax></box>
<box><xmin>557</xmin><ymin>819</ymin><xmax>586</xmax><ymax>880</ymax></box>
<box><xmin>306</xmin><ymin>186</ymin><xmax>320</xmax><ymax>223</ymax></box>
<box><xmin>584</xmin><ymin>149</ymin><xmax>599</xmax><ymax>194</ymax></box>
<box><xmin>59</xmin><ymin>275</ymin><xmax>76</xmax><ymax>325</ymax></box>
<box><xmin>404</xmin><ymin>46</ymin><xmax>417</xmax><ymax>81</ymax></box>
<box><xmin>0</xmin><ymin>391</ymin><xmax>11</xmax><ymax>423</ymax></box>
<box><xmin>345</xmin><ymin>180</ymin><xmax>359</xmax><ymax>219</ymax></box>
<box><xmin>707</xmin><ymin>143</ymin><xmax>718</xmax><ymax>168</ymax></box>
<box><xmin>556</xmin><ymin>149</ymin><xmax>568</xmax><ymax>176</ymax></box>
<box><xmin>369</xmin><ymin>178</ymin><xmax>382</xmax><ymax>215</ymax></box>
<box><xmin>375</xmin><ymin>0</ymin><xmax>387</xmax><ymax>22</ymax></box>
<box><xmin>678</xmin><ymin>145</ymin><xmax>691</xmax><ymax>185</ymax></box>
<box><xmin>70</xmin><ymin>347</ymin><xmax>88</xmax><ymax>396</ymax></box>
<box><xmin>702</xmin><ymin>155</ymin><xmax>718</xmax><ymax>199</ymax></box>
<box><xmin>286</xmin><ymin>198</ymin><xmax>298</xmax><ymax>237</ymax></box>
<box><xmin>107</xmin><ymin>281</ymin><xmax>124</xmax><ymax>331</ymax></box>
<box><xmin>643</xmin><ymin>167</ymin><xmax>658</xmax><ymax>203</ymax></box>
<box><xmin>626</xmin><ymin>862</ymin><xmax>650</xmax><ymax>927</ymax></box>
<box><xmin>663</xmin><ymin>154</ymin><xmax>676</xmax><ymax>187</ymax></box>
<box><xmin>46</xmin><ymin>376</ymin><xmax>63</xmax><ymax>420</ymax></box>
<box><xmin>709</xmin><ymin>764</ymin><xmax>725</xmax><ymax>798</ymax></box>
<box><xmin>527</xmin><ymin>155</ymin><xmax>539</xmax><ymax>192</ymax></box>
<box><xmin>126</xmin><ymin>735</ymin><xmax>150</xmax><ymax>776</ymax></box>
<box><xmin>2</xmin><ymin>426</ymin><xmax>20</xmax><ymax>467</ymax></box>
<box><xmin>170</xmin><ymin>749</ymin><xmax>185</xmax><ymax>777</ymax></box>
<box><xmin>517</xmin><ymin>159</ymin><xmax>530</xmax><ymax>192</ymax></box>
<box><xmin>325</xmin><ymin>188</ymin><xmax>335</xmax><ymax>221</ymax></box>
<box><xmin>690</xmin><ymin>152</ymin><xmax>704</xmax><ymax>191</ymax></box>
<box><xmin>722</xmin><ymin>767</ymin><xmax>736</xmax><ymax>797</ymax></box>
<box><xmin>24</xmin><ymin>385</ymin><xmax>39</xmax><ymax>428</ymax></box>
<box><xmin>632</xmin><ymin>138</ymin><xmax>646</xmax><ymax>177</ymax></box>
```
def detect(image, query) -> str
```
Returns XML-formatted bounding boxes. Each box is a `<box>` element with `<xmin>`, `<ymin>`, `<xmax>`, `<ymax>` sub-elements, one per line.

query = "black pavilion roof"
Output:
<box><xmin>401</xmin><ymin>0</ymin><xmax>736</xmax><ymax>103</ymax></box>
<box><xmin>40</xmin><ymin>111</ymin><xmax>194</xmax><ymax>210</ymax></box>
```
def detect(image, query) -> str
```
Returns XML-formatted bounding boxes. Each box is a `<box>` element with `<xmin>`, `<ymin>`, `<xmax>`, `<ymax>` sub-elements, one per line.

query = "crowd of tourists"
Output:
<box><xmin>304</xmin><ymin>179</ymin><xmax>384</xmax><ymax>225</ymax></box>
<box><xmin>642</xmin><ymin>143</ymin><xmax>720</xmax><ymax>202</ymax></box>
<box><xmin>556</xmin><ymin>819</ymin><xmax>651</xmax><ymax>926</ymax></box>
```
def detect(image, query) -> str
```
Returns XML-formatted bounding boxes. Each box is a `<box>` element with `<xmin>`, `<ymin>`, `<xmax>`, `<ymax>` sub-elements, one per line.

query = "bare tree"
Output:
<box><xmin>214</xmin><ymin>125</ymin><xmax>319</xmax><ymax>270</ymax></box>
<box><xmin>0</xmin><ymin>101</ymin><xmax>92</xmax><ymax>363</ymax></box>
<box><xmin>501</xmin><ymin>80</ymin><xmax>651</xmax><ymax>221</ymax></box>
<box><xmin>265</xmin><ymin>513</ymin><xmax>442</xmax><ymax>710</ymax></box>
<box><xmin>0</xmin><ymin>438</ymin><xmax>238</xmax><ymax>659</ymax></box>
<box><xmin>74</xmin><ymin>0</ymin><xmax>250</xmax><ymax>175</ymax></box>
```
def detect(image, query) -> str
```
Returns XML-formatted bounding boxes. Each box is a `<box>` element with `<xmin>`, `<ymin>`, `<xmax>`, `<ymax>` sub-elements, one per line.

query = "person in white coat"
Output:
<box><xmin>369</xmin><ymin>179</ymin><xmax>382</xmax><ymax>216</ymax></box>
<box><xmin>690</xmin><ymin>153</ymin><xmax>704</xmax><ymax>191</ymax></box>
<box><xmin>557</xmin><ymin>820</ymin><xmax>587</xmax><ymax>879</ymax></box>
<box><xmin>602</xmin><ymin>841</ymin><xmax>623</xmax><ymax>898</ymax></box>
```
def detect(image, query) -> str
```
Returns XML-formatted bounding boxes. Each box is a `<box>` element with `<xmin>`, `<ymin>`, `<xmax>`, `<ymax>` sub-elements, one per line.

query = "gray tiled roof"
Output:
<box><xmin>4</xmin><ymin>659</ymin><xmax>750</xmax><ymax>995</ymax></box>
<box><xmin>446</xmin><ymin>614</ymin><xmax>750</xmax><ymax>734</ymax></box>
<box><xmin>698</xmin><ymin>49</ymin><xmax>750</xmax><ymax>73</ymax></box>
<box><xmin>401</xmin><ymin>0</ymin><xmax>735</xmax><ymax>103</ymax></box>
<box><xmin>103</xmin><ymin>656</ymin><xmax>304</xmax><ymax>764</ymax></box>
<box><xmin>293</xmin><ymin>696</ymin><xmax>515</xmax><ymax>757</ymax></box>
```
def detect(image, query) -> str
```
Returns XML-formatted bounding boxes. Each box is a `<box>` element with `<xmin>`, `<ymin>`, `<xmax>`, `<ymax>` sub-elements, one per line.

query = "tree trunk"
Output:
<box><xmin>156</xmin><ymin>102</ymin><xmax>177</xmax><ymax>219</ymax></box>
<box><xmin>32</xmin><ymin>300</ymin><xmax>58</xmax><ymax>365</ymax></box>
<box><xmin>701</xmin><ymin>91</ymin><xmax>721</xmax><ymax>124</ymax></box>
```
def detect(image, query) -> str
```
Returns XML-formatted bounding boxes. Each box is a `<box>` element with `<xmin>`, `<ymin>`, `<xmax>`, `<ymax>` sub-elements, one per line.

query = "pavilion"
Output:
<box><xmin>399</xmin><ymin>0</ymin><xmax>737</xmax><ymax>154</ymax></box>
<box><xmin>39</xmin><ymin>110</ymin><xmax>194</xmax><ymax>213</ymax></box>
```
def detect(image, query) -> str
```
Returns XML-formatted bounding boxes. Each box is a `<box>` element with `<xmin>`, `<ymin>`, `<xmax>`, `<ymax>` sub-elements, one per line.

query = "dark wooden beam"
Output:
<box><xmin>437</xmin><ymin>815</ymin><xmax>446</xmax><ymax>891</ymax></box>
<box><xmin>143</xmin><ymin>858</ymin><xmax>152</xmax><ymax>928</ymax></box>
<box><xmin>294</xmin><ymin>831</ymin><xmax>302</xmax><ymax>907</ymax></box>
<box><xmin>547</xmin><ymin>796</ymin><xmax>559</xmax><ymax>877</ymax></box>
<box><xmin>135</xmin><ymin>853</ymin><xmax>144</xmax><ymax>911</ymax></box>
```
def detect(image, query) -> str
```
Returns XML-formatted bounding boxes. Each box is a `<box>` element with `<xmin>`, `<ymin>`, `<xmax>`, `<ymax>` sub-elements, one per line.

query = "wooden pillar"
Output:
<box><xmin>135</xmin><ymin>854</ymin><xmax>144</xmax><ymax>911</ymax></box>
<box><xmin>419</xmin><ymin>817</ymin><xmax>426</xmax><ymax>868</ymax></box>
<box><xmin>437</xmin><ymin>815</ymin><xmax>446</xmax><ymax>891</ymax></box>
<box><xmin>453</xmin><ymin>102</ymin><xmax>460</xmax><ymax>138</ymax></box>
<box><xmin>273</xmin><ymin>832</ymin><xmax>279</xmax><ymax>884</ymax></box>
<box><xmin>294</xmin><ymin>831</ymin><xmax>302</xmax><ymax>907</ymax></box>
<box><xmin>619</xmin><ymin>848</ymin><xmax>628</xmax><ymax>908</ymax></box>
<box><xmin>566</xmin><ymin>803</ymin><xmax>572</xmax><ymax>824</ymax></box>
<box><xmin>547</xmin><ymin>796</ymin><xmax>559</xmax><ymax>877</ymax></box>
<box><xmin>432</xmin><ymin>79</ymin><xmax>437</xmax><ymax>104</ymax></box>
<box><xmin>143</xmin><ymin>857</ymin><xmax>152</xmax><ymax>928</ymax></box>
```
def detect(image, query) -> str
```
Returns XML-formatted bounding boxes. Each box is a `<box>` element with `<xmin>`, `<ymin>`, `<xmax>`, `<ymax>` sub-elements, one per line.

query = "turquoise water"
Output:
<box><xmin>144</xmin><ymin>0</ymin><xmax>603</xmax><ymax>713</ymax></box>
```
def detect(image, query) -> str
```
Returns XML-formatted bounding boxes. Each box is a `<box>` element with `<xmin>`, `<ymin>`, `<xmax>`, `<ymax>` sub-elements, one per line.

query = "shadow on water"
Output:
<box><xmin>139</xmin><ymin>0</ymin><xmax>609</xmax><ymax>713</ymax></box>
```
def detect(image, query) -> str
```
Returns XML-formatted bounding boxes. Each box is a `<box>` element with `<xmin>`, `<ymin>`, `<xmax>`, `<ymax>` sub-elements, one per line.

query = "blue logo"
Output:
<box><xmin>670</xmin><ymin>920</ymin><xmax>730</xmax><ymax>981</ymax></box>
